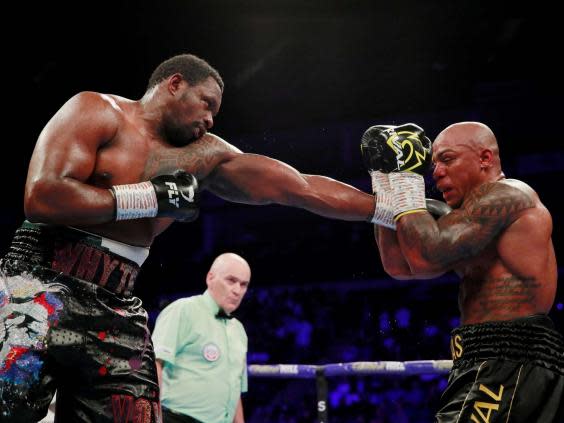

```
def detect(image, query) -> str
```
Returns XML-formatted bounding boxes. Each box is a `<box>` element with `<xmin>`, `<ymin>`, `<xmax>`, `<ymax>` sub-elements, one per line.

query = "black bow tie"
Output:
<box><xmin>216</xmin><ymin>309</ymin><xmax>234</xmax><ymax>320</ymax></box>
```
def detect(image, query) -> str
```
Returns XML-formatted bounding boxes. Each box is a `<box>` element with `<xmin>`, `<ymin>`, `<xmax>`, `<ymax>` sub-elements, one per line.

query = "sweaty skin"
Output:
<box><xmin>376</xmin><ymin>122</ymin><xmax>557</xmax><ymax>324</ymax></box>
<box><xmin>25</xmin><ymin>75</ymin><xmax>375</xmax><ymax>247</ymax></box>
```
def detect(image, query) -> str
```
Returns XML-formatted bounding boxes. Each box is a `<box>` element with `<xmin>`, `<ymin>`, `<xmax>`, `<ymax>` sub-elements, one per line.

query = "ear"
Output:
<box><xmin>479</xmin><ymin>149</ymin><xmax>494</xmax><ymax>169</ymax></box>
<box><xmin>206</xmin><ymin>271</ymin><xmax>214</xmax><ymax>287</ymax></box>
<box><xmin>167</xmin><ymin>73</ymin><xmax>185</xmax><ymax>95</ymax></box>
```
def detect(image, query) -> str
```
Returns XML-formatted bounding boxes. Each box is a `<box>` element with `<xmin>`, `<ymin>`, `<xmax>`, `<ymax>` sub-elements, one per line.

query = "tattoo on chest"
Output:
<box><xmin>464</xmin><ymin>275</ymin><xmax>542</xmax><ymax>317</ymax></box>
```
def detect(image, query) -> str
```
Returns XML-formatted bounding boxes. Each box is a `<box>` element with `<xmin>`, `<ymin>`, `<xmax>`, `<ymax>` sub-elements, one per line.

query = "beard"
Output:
<box><xmin>162</xmin><ymin>120</ymin><xmax>201</xmax><ymax>147</ymax></box>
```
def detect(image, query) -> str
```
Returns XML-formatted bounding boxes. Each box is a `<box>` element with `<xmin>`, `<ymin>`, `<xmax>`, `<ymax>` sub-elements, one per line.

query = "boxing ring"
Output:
<box><xmin>249</xmin><ymin>359</ymin><xmax>453</xmax><ymax>423</ymax></box>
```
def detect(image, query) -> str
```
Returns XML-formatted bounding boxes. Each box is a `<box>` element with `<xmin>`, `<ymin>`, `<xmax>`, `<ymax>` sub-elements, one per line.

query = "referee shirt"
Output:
<box><xmin>152</xmin><ymin>290</ymin><xmax>248</xmax><ymax>423</ymax></box>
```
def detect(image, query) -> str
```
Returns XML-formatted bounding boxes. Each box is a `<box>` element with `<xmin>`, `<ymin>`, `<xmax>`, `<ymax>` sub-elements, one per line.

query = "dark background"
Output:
<box><xmin>6</xmin><ymin>0</ymin><xmax>562</xmax><ymax>304</ymax></box>
<box><xmin>2</xmin><ymin>1</ymin><xmax>563</xmax><ymax>419</ymax></box>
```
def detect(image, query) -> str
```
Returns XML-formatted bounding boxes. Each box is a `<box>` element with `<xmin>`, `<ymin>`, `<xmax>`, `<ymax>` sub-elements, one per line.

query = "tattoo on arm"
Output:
<box><xmin>399</xmin><ymin>182</ymin><xmax>535</xmax><ymax>268</ymax></box>
<box><xmin>143</xmin><ymin>136</ymin><xmax>232</xmax><ymax>179</ymax></box>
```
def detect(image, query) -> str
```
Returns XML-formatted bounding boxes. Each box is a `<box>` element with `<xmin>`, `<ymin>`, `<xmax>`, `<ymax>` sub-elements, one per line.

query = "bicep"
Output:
<box><xmin>205</xmin><ymin>153</ymin><xmax>306</xmax><ymax>204</ymax></box>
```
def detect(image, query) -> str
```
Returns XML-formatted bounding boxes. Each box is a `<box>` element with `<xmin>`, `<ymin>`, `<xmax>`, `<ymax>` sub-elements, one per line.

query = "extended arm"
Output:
<box><xmin>205</xmin><ymin>152</ymin><xmax>375</xmax><ymax>221</ymax></box>
<box><xmin>25</xmin><ymin>92</ymin><xmax>119</xmax><ymax>225</ymax></box>
<box><xmin>396</xmin><ymin>182</ymin><xmax>534</xmax><ymax>274</ymax></box>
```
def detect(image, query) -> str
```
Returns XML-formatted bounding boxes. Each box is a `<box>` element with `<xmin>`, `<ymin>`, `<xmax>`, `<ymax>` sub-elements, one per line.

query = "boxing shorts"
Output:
<box><xmin>436</xmin><ymin>314</ymin><xmax>564</xmax><ymax>422</ymax></box>
<box><xmin>0</xmin><ymin>221</ymin><xmax>161</xmax><ymax>422</ymax></box>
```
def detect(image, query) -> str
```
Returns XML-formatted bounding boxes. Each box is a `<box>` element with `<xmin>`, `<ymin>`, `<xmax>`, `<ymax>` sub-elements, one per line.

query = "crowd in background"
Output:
<box><xmin>149</xmin><ymin>278</ymin><xmax>564</xmax><ymax>422</ymax></box>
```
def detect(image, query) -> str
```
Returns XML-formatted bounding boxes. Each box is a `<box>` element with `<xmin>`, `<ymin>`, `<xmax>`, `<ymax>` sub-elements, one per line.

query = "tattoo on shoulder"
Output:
<box><xmin>402</xmin><ymin>182</ymin><xmax>535</xmax><ymax>267</ymax></box>
<box><xmin>463</xmin><ymin>182</ymin><xmax>535</xmax><ymax>225</ymax></box>
<box><xmin>144</xmin><ymin>136</ymin><xmax>233</xmax><ymax>179</ymax></box>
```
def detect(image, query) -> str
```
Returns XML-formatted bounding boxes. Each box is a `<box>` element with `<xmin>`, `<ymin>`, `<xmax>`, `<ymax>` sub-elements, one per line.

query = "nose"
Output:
<box><xmin>432</xmin><ymin>163</ymin><xmax>445</xmax><ymax>181</ymax></box>
<box><xmin>203</xmin><ymin>112</ymin><xmax>213</xmax><ymax>130</ymax></box>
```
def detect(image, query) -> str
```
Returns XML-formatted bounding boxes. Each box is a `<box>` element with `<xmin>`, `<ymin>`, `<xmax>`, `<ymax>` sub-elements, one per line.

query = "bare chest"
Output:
<box><xmin>457</xmin><ymin>250</ymin><xmax>542</xmax><ymax>323</ymax></box>
<box><xmin>89</xmin><ymin>128</ymin><xmax>219</xmax><ymax>188</ymax></box>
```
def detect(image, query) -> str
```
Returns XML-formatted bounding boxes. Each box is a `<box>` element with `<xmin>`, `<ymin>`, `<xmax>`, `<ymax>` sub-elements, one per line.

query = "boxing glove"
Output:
<box><xmin>360</xmin><ymin>123</ymin><xmax>432</xmax><ymax>175</ymax></box>
<box><xmin>111</xmin><ymin>170</ymin><xmax>200</xmax><ymax>221</ymax></box>
<box><xmin>362</xmin><ymin>123</ymin><xmax>432</xmax><ymax>222</ymax></box>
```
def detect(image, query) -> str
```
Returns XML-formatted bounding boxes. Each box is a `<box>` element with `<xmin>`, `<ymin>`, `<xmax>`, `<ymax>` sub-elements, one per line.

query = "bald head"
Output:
<box><xmin>210</xmin><ymin>252</ymin><xmax>249</xmax><ymax>273</ymax></box>
<box><xmin>436</xmin><ymin>122</ymin><xmax>499</xmax><ymax>154</ymax></box>
<box><xmin>434</xmin><ymin>121</ymin><xmax>502</xmax><ymax>173</ymax></box>
<box><xmin>207</xmin><ymin>253</ymin><xmax>251</xmax><ymax>313</ymax></box>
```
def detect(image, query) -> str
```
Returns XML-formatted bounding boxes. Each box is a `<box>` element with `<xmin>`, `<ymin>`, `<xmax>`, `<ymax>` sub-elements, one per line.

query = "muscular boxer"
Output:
<box><xmin>0</xmin><ymin>53</ymin><xmax>385</xmax><ymax>423</ymax></box>
<box><xmin>361</xmin><ymin>122</ymin><xmax>564</xmax><ymax>422</ymax></box>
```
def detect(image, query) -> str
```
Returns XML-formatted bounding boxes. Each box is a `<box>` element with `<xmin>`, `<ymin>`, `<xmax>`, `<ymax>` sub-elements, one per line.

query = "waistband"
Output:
<box><xmin>67</xmin><ymin>225</ymin><xmax>150</xmax><ymax>266</ymax></box>
<box><xmin>450</xmin><ymin>315</ymin><xmax>564</xmax><ymax>374</ymax></box>
<box><xmin>2</xmin><ymin>221</ymin><xmax>149</xmax><ymax>297</ymax></box>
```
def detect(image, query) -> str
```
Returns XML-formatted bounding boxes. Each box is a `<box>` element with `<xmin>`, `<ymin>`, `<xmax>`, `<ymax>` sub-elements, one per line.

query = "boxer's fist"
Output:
<box><xmin>112</xmin><ymin>170</ymin><xmax>200</xmax><ymax>221</ymax></box>
<box><xmin>151</xmin><ymin>170</ymin><xmax>200</xmax><ymax>221</ymax></box>
<box><xmin>361</xmin><ymin>123</ymin><xmax>432</xmax><ymax>175</ymax></box>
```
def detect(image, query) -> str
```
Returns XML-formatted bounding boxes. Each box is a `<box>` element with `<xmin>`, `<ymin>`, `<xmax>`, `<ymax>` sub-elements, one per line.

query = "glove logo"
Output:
<box><xmin>386</xmin><ymin>131</ymin><xmax>429</xmax><ymax>172</ymax></box>
<box><xmin>180</xmin><ymin>186</ymin><xmax>195</xmax><ymax>203</ymax></box>
<box><xmin>165</xmin><ymin>182</ymin><xmax>180</xmax><ymax>208</ymax></box>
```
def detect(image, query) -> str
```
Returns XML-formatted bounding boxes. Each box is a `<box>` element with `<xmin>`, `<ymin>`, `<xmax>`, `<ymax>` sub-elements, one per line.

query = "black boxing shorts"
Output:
<box><xmin>0</xmin><ymin>221</ymin><xmax>161</xmax><ymax>422</ymax></box>
<box><xmin>436</xmin><ymin>314</ymin><xmax>564</xmax><ymax>423</ymax></box>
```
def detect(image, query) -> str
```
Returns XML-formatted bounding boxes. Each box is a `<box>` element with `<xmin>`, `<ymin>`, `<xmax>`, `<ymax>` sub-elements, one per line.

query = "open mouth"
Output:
<box><xmin>440</xmin><ymin>187</ymin><xmax>454</xmax><ymax>200</ymax></box>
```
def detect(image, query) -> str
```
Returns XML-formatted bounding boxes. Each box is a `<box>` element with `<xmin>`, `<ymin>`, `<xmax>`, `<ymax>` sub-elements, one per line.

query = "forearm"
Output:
<box><xmin>296</xmin><ymin>174</ymin><xmax>374</xmax><ymax>221</ymax></box>
<box><xmin>207</xmin><ymin>154</ymin><xmax>375</xmax><ymax>222</ymax></box>
<box><xmin>25</xmin><ymin>177</ymin><xmax>115</xmax><ymax>225</ymax></box>
<box><xmin>374</xmin><ymin>226</ymin><xmax>415</xmax><ymax>279</ymax></box>
<box><xmin>396</xmin><ymin>212</ymin><xmax>454</xmax><ymax>273</ymax></box>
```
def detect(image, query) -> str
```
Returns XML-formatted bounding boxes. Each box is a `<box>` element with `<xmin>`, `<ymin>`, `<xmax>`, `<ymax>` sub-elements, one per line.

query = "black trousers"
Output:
<box><xmin>162</xmin><ymin>407</ymin><xmax>203</xmax><ymax>423</ymax></box>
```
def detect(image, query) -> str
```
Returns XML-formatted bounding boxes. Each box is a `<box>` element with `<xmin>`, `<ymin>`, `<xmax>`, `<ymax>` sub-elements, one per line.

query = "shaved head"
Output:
<box><xmin>434</xmin><ymin>121</ymin><xmax>502</xmax><ymax>173</ymax></box>
<box><xmin>209</xmin><ymin>253</ymin><xmax>250</xmax><ymax>276</ymax></box>
<box><xmin>436</xmin><ymin>121</ymin><xmax>499</xmax><ymax>155</ymax></box>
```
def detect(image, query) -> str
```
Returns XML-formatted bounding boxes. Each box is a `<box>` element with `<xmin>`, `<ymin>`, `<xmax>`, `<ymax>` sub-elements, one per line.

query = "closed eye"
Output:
<box><xmin>203</xmin><ymin>97</ymin><xmax>219</xmax><ymax>116</ymax></box>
